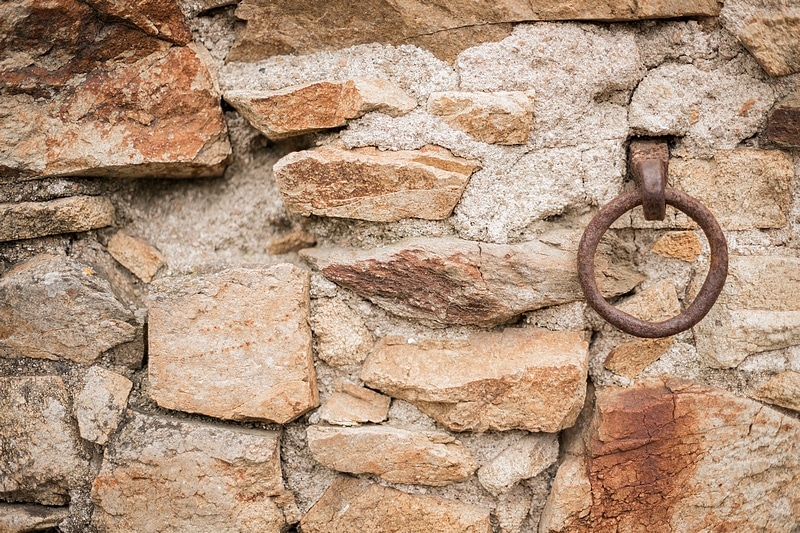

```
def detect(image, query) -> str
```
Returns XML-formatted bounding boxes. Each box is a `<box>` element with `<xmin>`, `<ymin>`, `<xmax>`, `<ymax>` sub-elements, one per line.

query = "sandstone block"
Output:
<box><xmin>359</xmin><ymin>328</ymin><xmax>589</xmax><ymax>432</ymax></box>
<box><xmin>91</xmin><ymin>411</ymin><xmax>298</xmax><ymax>532</ymax></box>
<box><xmin>148</xmin><ymin>265</ymin><xmax>317</xmax><ymax>423</ymax></box>
<box><xmin>753</xmin><ymin>371</ymin><xmax>800</xmax><ymax>412</ymax></box>
<box><xmin>225</xmin><ymin>79</ymin><xmax>416</xmax><ymax>140</ymax></box>
<box><xmin>268</xmin><ymin>230</ymin><xmax>316</xmax><ymax>255</ymax></box>
<box><xmin>540</xmin><ymin>378</ymin><xmax>800</xmax><ymax>532</ymax></box>
<box><xmin>306</xmin><ymin>425</ymin><xmax>477</xmax><ymax>486</ymax></box>
<box><xmin>477</xmin><ymin>433</ymin><xmax>559</xmax><ymax>495</ymax></box>
<box><xmin>765</xmin><ymin>89</ymin><xmax>800</xmax><ymax>148</ymax></box>
<box><xmin>302</xmin><ymin>236</ymin><xmax>642</xmax><ymax>327</ymax></box>
<box><xmin>427</xmin><ymin>91</ymin><xmax>535</xmax><ymax>144</ymax></box>
<box><xmin>75</xmin><ymin>366</ymin><xmax>133</xmax><ymax>445</ymax></box>
<box><xmin>0</xmin><ymin>255</ymin><xmax>139</xmax><ymax>364</ymax></box>
<box><xmin>83</xmin><ymin>0</ymin><xmax>191</xmax><ymax>44</ymax></box>
<box><xmin>318</xmin><ymin>383</ymin><xmax>390</xmax><ymax>426</ymax></box>
<box><xmin>273</xmin><ymin>144</ymin><xmax>478</xmax><ymax>222</ymax></box>
<box><xmin>311</xmin><ymin>298</ymin><xmax>373</xmax><ymax>367</ymax></box>
<box><xmin>107</xmin><ymin>231</ymin><xmax>165</xmax><ymax>283</ymax></box>
<box><xmin>0</xmin><ymin>377</ymin><xmax>90</xmax><ymax>506</ymax></box>
<box><xmin>0</xmin><ymin>504</ymin><xmax>70</xmax><ymax>532</ymax></box>
<box><xmin>651</xmin><ymin>231</ymin><xmax>702</xmax><ymax>262</ymax></box>
<box><xmin>300</xmin><ymin>476</ymin><xmax>491</xmax><ymax>533</ymax></box>
<box><xmin>0</xmin><ymin>196</ymin><xmax>114</xmax><ymax>243</ymax></box>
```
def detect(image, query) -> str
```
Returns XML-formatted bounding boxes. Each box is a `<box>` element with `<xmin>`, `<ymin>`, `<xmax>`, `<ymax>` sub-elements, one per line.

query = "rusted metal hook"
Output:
<box><xmin>629</xmin><ymin>140</ymin><xmax>668</xmax><ymax>221</ymax></box>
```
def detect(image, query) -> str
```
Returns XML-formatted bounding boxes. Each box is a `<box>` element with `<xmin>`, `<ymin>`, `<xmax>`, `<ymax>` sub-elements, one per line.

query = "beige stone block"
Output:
<box><xmin>359</xmin><ymin>328</ymin><xmax>589</xmax><ymax>432</ymax></box>
<box><xmin>651</xmin><ymin>231</ymin><xmax>702</xmax><ymax>262</ymax></box>
<box><xmin>318</xmin><ymin>383</ymin><xmax>390</xmax><ymax>426</ymax></box>
<box><xmin>0</xmin><ymin>196</ymin><xmax>114</xmax><ymax>243</ymax></box>
<box><xmin>148</xmin><ymin>265</ymin><xmax>318</xmax><ymax>423</ymax></box>
<box><xmin>753</xmin><ymin>371</ymin><xmax>800</xmax><ymax>412</ymax></box>
<box><xmin>311</xmin><ymin>298</ymin><xmax>373</xmax><ymax>366</ymax></box>
<box><xmin>268</xmin><ymin>230</ymin><xmax>316</xmax><ymax>255</ymax></box>
<box><xmin>107</xmin><ymin>231</ymin><xmax>165</xmax><ymax>283</ymax></box>
<box><xmin>75</xmin><ymin>366</ymin><xmax>133</xmax><ymax>445</ymax></box>
<box><xmin>427</xmin><ymin>91</ymin><xmax>534</xmax><ymax>144</ymax></box>
<box><xmin>477</xmin><ymin>433</ymin><xmax>559</xmax><ymax>495</ymax></box>
<box><xmin>0</xmin><ymin>504</ymin><xmax>70</xmax><ymax>532</ymax></box>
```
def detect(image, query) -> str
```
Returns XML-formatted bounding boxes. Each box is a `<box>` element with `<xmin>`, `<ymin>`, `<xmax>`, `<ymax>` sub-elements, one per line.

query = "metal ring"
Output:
<box><xmin>577</xmin><ymin>188</ymin><xmax>728</xmax><ymax>338</ymax></box>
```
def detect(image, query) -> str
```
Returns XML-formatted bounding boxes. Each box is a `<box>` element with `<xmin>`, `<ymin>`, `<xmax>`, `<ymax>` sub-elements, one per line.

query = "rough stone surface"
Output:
<box><xmin>0</xmin><ymin>504</ymin><xmax>70</xmax><ymax>532</ymax></box>
<box><xmin>0</xmin><ymin>376</ymin><xmax>90</xmax><ymax>506</ymax></box>
<box><xmin>753</xmin><ymin>371</ymin><xmax>800</xmax><ymax>412</ymax></box>
<box><xmin>148</xmin><ymin>265</ymin><xmax>317</xmax><ymax>423</ymax></box>
<box><xmin>107</xmin><ymin>231</ymin><xmax>165</xmax><ymax>283</ymax></box>
<box><xmin>721</xmin><ymin>0</ymin><xmax>800</xmax><ymax>77</ymax></box>
<box><xmin>539</xmin><ymin>378</ymin><xmax>800</xmax><ymax>532</ymax></box>
<box><xmin>765</xmin><ymin>89</ymin><xmax>800</xmax><ymax>148</ymax></box>
<box><xmin>268</xmin><ymin>230</ymin><xmax>316</xmax><ymax>255</ymax></box>
<box><xmin>311</xmin><ymin>298</ymin><xmax>373</xmax><ymax>367</ymax></box>
<box><xmin>225</xmin><ymin>79</ymin><xmax>416</xmax><ymax>140</ymax></box>
<box><xmin>75</xmin><ymin>366</ymin><xmax>133</xmax><ymax>445</ymax></box>
<box><xmin>318</xmin><ymin>383</ymin><xmax>391</xmax><ymax>426</ymax></box>
<box><xmin>273</xmin><ymin>144</ymin><xmax>478</xmax><ymax>222</ymax></box>
<box><xmin>694</xmin><ymin>255</ymin><xmax>800</xmax><ymax>368</ymax></box>
<box><xmin>83</xmin><ymin>0</ymin><xmax>191</xmax><ymax>45</ymax></box>
<box><xmin>0</xmin><ymin>197</ymin><xmax>114</xmax><ymax>243</ymax></box>
<box><xmin>300</xmin><ymin>476</ymin><xmax>492</xmax><ymax>533</ymax></box>
<box><xmin>0</xmin><ymin>255</ymin><xmax>139</xmax><ymax>364</ymax></box>
<box><xmin>0</xmin><ymin>0</ymin><xmax>230</xmax><ymax>180</ymax></box>
<box><xmin>302</xmin><ymin>236</ymin><xmax>642</xmax><ymax>327</ymax></box>
<box><xmin>651</xmin><ymin>231</ymin><xmax>702</xmax><ymax>262</ymax></box>
<box><xmin>306</xmin><ymin>425</ymin><xmax>477</xmax><ymax>486</ymax></box>
<box><xmin>359</xmin><ymin>328</ymin><xmax>589</xmax><ymax>432</ymax></box>
<box><xmin>91</xmin><ymin>411</ymin><xmax>298</xmax><ymax>532</ymax></box>
<box><xmin>427</xmin><ymin>91</ymin><xmax>535</xmax><ymax>144</ymax></box>
<box><xmin>477</xmin><ymin>433</ymin><xmax>559</xmax><ymax>496</ymax></box>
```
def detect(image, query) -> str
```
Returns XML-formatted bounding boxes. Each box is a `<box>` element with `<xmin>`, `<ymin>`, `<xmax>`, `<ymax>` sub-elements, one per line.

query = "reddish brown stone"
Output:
<box><xmin>83</xmin><ymin>0</ymin><xmax>191</xmax><ymax>44</ymax></box>
<box><xmin>765</xmin><ymin>89</ymin><xmax>800</xmax><ymax>148</ymax></box>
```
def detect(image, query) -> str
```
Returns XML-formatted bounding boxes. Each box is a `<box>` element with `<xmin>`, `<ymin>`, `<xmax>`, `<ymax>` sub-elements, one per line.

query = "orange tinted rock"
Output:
<box><xmin>651</xmin><ymin>231</ymin><xmax>702</xmax><ymax>262</ymax></box>
<box><xmin>0</xmin><ymin>196</ymin><xmax>114</xmax><ymax>243</ymax></box>
<box><xmin>318</xmin><ymin>383</ymin><xmax>390</xmax><ymax>426</ymax></box>
<box><xmin>427</xmin><ymin>91</ymin><xmax>535</xmax><ymax>144</ymax></box>
<box><xmin>267</xmin><ymin>230</ymin><xmax>316</xmax><ymax>255</ymax></box>
<box><xmin>107</xmin><ymin>231</ymin><xmax>166</xmax><ymax>283</ymax></box>
<box><xmin>753</xmin><ymin>371</ymin><xmax>800</xmax><ymax>412</ymax></box>
<box><xmin>83</xmin><ymin>0</ymin><xmax>191</xmax><ymax>44</ymax></box>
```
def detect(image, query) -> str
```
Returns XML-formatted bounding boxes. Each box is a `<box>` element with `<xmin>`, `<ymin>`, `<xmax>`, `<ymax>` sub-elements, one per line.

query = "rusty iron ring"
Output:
<box><xmin>577</xmin><ymin>188</ymin><xmax>728</xmax><ymax>338</ymax></box>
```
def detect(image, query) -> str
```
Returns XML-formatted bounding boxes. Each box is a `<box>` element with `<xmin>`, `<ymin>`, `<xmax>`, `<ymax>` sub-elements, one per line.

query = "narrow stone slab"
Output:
<box><xmin>540</xmin><ymin>378</ymin><xmax>800</xmax><ymax>532</ymax></box>
<box><xmin>302</xmin><ymin>236</ymin><xmax>642</xmax><ymax>327</ymax></box>
<box><xmin>765</xmin><ymin>89</ymin><xmax>800</xmax><ymax>148</ymax></box>
<box><xmin>306</xmin><ymin>425</ymin><xmax>477</xmax><ymax>486</ymax></box>
<box><xmin>0</xmin><ymin>504</ymin><xmax>70</xmax><ymax>532</ymax></box>
<box><xmin>107</xmin><ymin>231</ymin><xmax>166</xmax><ymax>283</ymax></box>
<box><xmin>752</xmin><ymin>371</ymin><xmax>800</xmax><ymax>412</ymax></box>
<box><xmin>273</xmin><ymin>145</ymin><xmax>478</xmax><ymax>222</ymax></box>
<box><xmin>360</xmin><ymin>328</ymin><xmax>589</xmax><ymax>432</ymax></box>
<box><xmin>83</xmin><ymin>0</ymin><xmax>191</xmax><ymax>44</ymax></box>
<box><xmin>148</xmin><ymin>265</ymin><xmax>317</xmax><ymax>423</ymax></box>
<box><xmin>477</xmin><ymin>433</ymin><xmax>559</xmax><ymax>496</ymax></box>
<box><xmin>318</xmin><ymin>383</ymin><xmax>390</xmax><ymax>426</ymax></box>
<box><xmin>0</xmin><ymin>196</ymin><xmax>114</xmax><ymax>243</ymax></box>
<box><xmin>300</xmin><ymin>476</ymin><xmax>491</xmax><ymax>533</ymax></box>
<box><xmin>91</xmin><ymin>411</ymin><xmax>298</xmax><ymax>532</ymax></box>
<box><xmin>427</xmin><ymin>91</ymin><xmax>535</xmax><ymax>144</ymax></box>
<box><xmin>225</xmin><ymin>79</ymin><xmax>416</xmax><ymax>140</ymax></box>
<box><xmin>75</xmin><ymin>366</ymin><xmax>133</xmax><ymax>445</ymax></box>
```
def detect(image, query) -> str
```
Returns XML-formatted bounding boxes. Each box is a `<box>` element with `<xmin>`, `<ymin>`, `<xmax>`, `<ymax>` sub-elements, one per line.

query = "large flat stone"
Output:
<box><xmin>91</xmin><ymin>411</ymin><xmax>298</xmax><ymax>532</ymax></box>
<box><xmin>148</xmin><ymin>265</ymin><xmax>318</xmax><ymax>423</ymax></box>
<box><xmin>273</xmin><ymin>145</ymin><xmax>478</xmax><ymax>222</ymax></box>
<box><xmin>0</xmin><ymin>196</ymin><xmax>114</xmax><ymax>243</ymax></box>
<box><xmin>359</xmin><ymin>328</ymin><xmax>589</xmax><ymax>432</ymax></box>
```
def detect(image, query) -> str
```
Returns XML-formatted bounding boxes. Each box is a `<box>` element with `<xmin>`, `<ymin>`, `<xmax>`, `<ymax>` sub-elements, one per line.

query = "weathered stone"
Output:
<box><xmin>0</xmin><ymin>376</ymin><xmax>90</xmax><ymax>506</ymax></box>
<box><xmin>107</xmin><ymin>231</ymin><xmax>165</xmax><ymax>283</ymax></box>
<box><xmin>753</xmin><ymin>371</ymin><xmax>800</xmax><ymax>412</ymax></box>
<box><xmin>306</xmin><ymin>425</ymin><xmax>477</xmax><ymax>486</ymax></box>
<box><xmin>0</xmin><ymin>504</ymin><xmax>70</xmax><ymax>532</ymax></box>
<box><xmin>477</xmin><ymin>433</ymin><xmax>559</xmax><ymax>496</ymax></box>
<box><xmin>359</xmin><ymin>328</ymin><xmax>589</xmax><ymax>432</ymax></box>
<box><xmin>427</xmin><ymin>91</ymin><xmax>535</xmax><ymax>144</ymax></box>
<box><xmin>0</xmin><ymin>196</ymin><xmax>114</xmax><ymax>243</ymax></box>
<box><xmin>300</xmin><ymin>476</ymin><xmax>491</xmax><ymax>533</ymax></box>
<box><xmin>694</xmin><ymin>255</ymin><xmax>800</xmax><ymax>368</ymax></box>
<box><xmin>273</xmin><ymin>144</ymin><xmax>478</xmax><ymax>222</ymax></box>
<box><xmin>301</xmin><ymin>236</ymin><xmax>642</xmax><ymax>327</ymax></box>
<box><xmin>228</xmin><ymin>0</ymin><xmax>720</xmax><ymax>61</ymax></box>
<box><xmin>651</xmin><ymin>231</ymin><xmax>702</xmax><ymax>262</ymax></box>
<box><xmin>0</xmin><ymin>255</ymin><xmax>139</xmax><ymax>364</ymax></box>
<box><xmin>225</xmin><ymin>79</ymin><xmax>416</xmax><ymax>140</ymax></box>
<box><xmin>721</xmin><ymin>0</ymin><xmax>800</xmax><ymax>77</ymax></box>
<box><xmin>311</xmin><ymin>298</ymin><xmax>373</xmax><ymax>367</ymax></box>
<box><xmin>268</xmin><ymin>230</ymin><xmax>316</xmax><ymax>255</ymax></box>
<box><xmin>0</xmin><ymin>1</ymin><xmax>230</xmax><ymax>180</ymax></box>
<box><xmin>83</xmin><ymin>0</ymin><xmax>191</xmax><ymax>44</ymax></box>
<box><xmin>91</xmin><ymin>411</ymin><xmax>298</xmax><ymax>532</ymax></box>
<box><xmin>75</xmin><ymin>367</ymin><xmax>133</xmax><ymax>445</ymax></box>
<box><xmin>540</xmin><ymin>378</ymin><xmax>800</xmax><ymax>532</ymax></box>
<box><xmin>318</xmin><ymin>383</ymin><xmax>390</xmax><ymax>426</ymax></box>
<box><xmin>148</xmin><ymin>265</ymin><xmax>317</xmax><ymax>423</ymax></box>
<box><xmin>765</xmin><ymin>89</ymin><xmax>800</xmax><ymax>148</ymax></box>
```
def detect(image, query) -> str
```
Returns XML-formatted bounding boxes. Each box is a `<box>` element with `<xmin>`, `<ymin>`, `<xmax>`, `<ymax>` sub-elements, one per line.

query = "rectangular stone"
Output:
<box><xmin>318</xmin><ymin>382</ymin><xmax>390</xmax><ymax>426</ymax></box>
<box><xmin>0</xmin><ymin>196</ymin><xmax>114</xmax><ymax>243</ymax></box>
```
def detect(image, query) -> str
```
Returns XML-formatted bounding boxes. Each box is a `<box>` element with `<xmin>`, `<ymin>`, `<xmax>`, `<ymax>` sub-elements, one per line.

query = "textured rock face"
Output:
<box><xmin>360</xmin><ymin>329</ymin><xmax>589</xmax><ymax>432</ymax></box>
<box><xmin>427</xmin><ymin>91</ymin><xmax>535</xmax><ymax>144</ymax></box>
<box><xmin>651</xmin><ymin>231</ymin><xmax>702</xmax><ymax>262</ymax></box>
<box><xmin>91</xmin><ymin>411</ymin><xmax>298</xmax><ymax>532</ymax></box>
<box><xmin>306</xmin><ymin>425</ymin><xmax>477</xmax><ymax>486</ymax></box>
<box><xmin>0</xmin><ymin>0</ymin><xmax>230</xmax><ymax>180</ymax></box>
<box><xmin>0</xmin><ymin>255</ymin><xmax>139</xmax><ymax>364</ymax></box>
<box><xmin>765</xmin><ymin>89</ymin><xmax>800</xmax><ymax>148</ymax></box>
<box><xmin>75</xmin><ymin>366</ymin><xmax>133</xmax><ymax>445</ymax></box>
<box><xmin>300</xmin><ymin>476</ymin><xmax>492</xmax><ymax>533</ymax></box>
<box><xmin>318</xmin><ymin>383</ymin><xmax>390</xmax><ymax>426</ymax></box>
<box><xmin>273</xmin><ymin>145</ymin><xmax>478</xmax><ymax>222</ymax></box>
<box><xmin>753</xmin><ymin>371</ymin><xmax>800</xmax><ymax>412</ymax></box>
<box><xmin>0</xmin><ymin>377</ymin><xmax>90</xmax><ymax>506</ymax></box>
<box><xmin>311</xmin><ymin>298</ymin><xmax>373</xmax><ymax>366</ymax></box>
<box><xmin>540</xmin><ymin>378</ymin><xmax>800</xmax><ymax>532</ymax></box>
<box><xmin>225</xmin><ymin>79</ymin><xmax>416</xmax><ymax>140</ymax></box>
<box><xmin>107</xmin><ymin>231</ymin><xmax>165</xmax><ymax>283</ymax></box>
<box><xmin>477</xmin><ymin>433</ymin><xmax>559</xmax><ymax>496</ymax></box>
<box><xmin>82</xmin><ymin>0</ymin><xmax>191</xmax><ymax>44</ymax></box>
<box><xmin>148</xmin><ymin>265</ymin><xmax>317</xmax><ymax>423</ymax></box>
<box><xmin>0</xmin><ymin>503</ymin><xmax>70</xmax><ymax>532</ymax></box>
<box><xmin>0</xmin><ymin>196</ymin><xmax>114</xmax><ymax>243</ymax></box>
<box><xmin>302</xmin><ymin>236</ymin><xmax>642</xmax><ymax>327</ymax></box>
<box><xmin>268</xmin><ymin>230</ymin><xmax>316</xmax><ymax>255</ymax></box>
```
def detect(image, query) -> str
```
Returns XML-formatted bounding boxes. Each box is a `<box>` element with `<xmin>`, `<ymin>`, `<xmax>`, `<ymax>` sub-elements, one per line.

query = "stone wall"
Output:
<box><xmin>1</xmin><ymin>0</ymin><xmax>800</xmax><ymax>531</ymax></box>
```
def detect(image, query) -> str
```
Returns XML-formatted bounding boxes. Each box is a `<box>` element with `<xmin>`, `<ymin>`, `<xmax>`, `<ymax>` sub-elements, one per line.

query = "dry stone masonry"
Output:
<box><xmin>1</xmin><ymin>0</ymin><xmax>799</xmax><ymax>531</ymax></box>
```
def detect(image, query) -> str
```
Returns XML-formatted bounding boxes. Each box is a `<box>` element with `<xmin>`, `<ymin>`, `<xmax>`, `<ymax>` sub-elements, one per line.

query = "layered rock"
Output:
<box><xmin>427</xmin><ymin>91</ymin><xmax>535</xmax><ymax>144</ymax></box>
<box><xmin>306</xmin><ymin>425</ymin><xmax>477</xmax><ymax>486</ymax></box>
<box><xmin>75</xmin><ymin>367</ymin><xmax>133</xmax><ymax>445</ymax></box>
<box><xmin>477</xmin><ymin>433</ymin><xmax>559</xmax><ymax>495</ymax></box>
<box><xmin>273</xmin><ymin>145</ymin><xmax>478</xmax><ymax>222</ymax></box>
<box><xmin>765</xmin><ymin>89</ymin><xmax>800</xmax><ymax>148</ymax></box>
<box><xmin>91</xmin><ymin>411</ymin><xmax>298</xmax><ymax>532</ymax></box>
<box><xmin>301</xmin><ymin>236</ymin><xmax>642</xmax><ymax>327</ymax></box>
<box><xmin>83</xmin><ymin>0</ymin><xmax>191</xmax><ymax>44</ymax></box>
<box><xmin>318</xmin><ymin>383</ymin><xmax>391</xmax><ymax>426</ymax></box>
<box><xmin>148</xmin><ymin>265</ymin><xmax>317</xmax><ymax>423</ymax></box>
<box><xmin>540</xmin><ymin>378</ymin><xmax>800</xmax><ymax>532</ymax></box>
<box><xmin>651</xmin><ymin>231</ymin><xmax>702</xmax><ymax>262</ymax></box>
<box><xmin>0</xmin><ymin>196</ymin><xmax>114</xmax><ymax>243</ymax></box>
<box><xmin>107</xmin><ymin>231</ymin><xmax>166</xmax><ymax>283</ymax></box>
<box><xmin>359</xmin><ymin>328</ymin><xmax>589</xmax><ymax>432</ymax></box>
<box><xmin>752</xmin><ymin>371</ymin><xmax>800</xmax><ymax>412</ymax></box>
